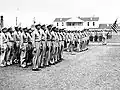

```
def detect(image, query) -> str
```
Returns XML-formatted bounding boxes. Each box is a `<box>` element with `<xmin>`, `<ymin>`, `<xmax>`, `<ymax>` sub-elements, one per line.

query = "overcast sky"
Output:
<box><xmin>0</xmin><ymin>0</ymin><xmax>120</xmax><ymax>27</ymax></box>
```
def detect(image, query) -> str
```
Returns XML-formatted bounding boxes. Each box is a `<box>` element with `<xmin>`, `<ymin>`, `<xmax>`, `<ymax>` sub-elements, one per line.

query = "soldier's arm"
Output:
<box><xmin>20</xmin><ymin>33</ymin><xmax>24</xmax><ymax>48</ymax></box>
<box><xmin>8</xmin><ymin>33</ymin><xmax>14</xmax><ymax>41</ymax></box>
<box><xmin>42</xmin><ymin>30</ymin><xmax>47</xmax><ymax>41</ymax></box>
<box><xmin>31</xmin><ymin>31</ymin><xmax>36</xmax><ymax>48</ymax></box>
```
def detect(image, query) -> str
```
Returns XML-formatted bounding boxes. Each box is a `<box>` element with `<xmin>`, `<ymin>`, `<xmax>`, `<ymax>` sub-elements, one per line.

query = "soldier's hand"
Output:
<box><xmin>32</xmin><ymin>48</ymin><xmax>37</xmax><ymax>54</ymax></box>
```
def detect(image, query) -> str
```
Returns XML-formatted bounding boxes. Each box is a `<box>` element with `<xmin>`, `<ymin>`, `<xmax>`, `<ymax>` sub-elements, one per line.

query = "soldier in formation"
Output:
<box><xmin>0</xmin><ymin>24</ymin><xmax>90</xmax><ymax>71</ymax></box>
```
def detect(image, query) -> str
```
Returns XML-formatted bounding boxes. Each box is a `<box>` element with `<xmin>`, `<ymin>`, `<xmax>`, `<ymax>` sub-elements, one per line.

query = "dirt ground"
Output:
<box><xmin>0</xmin><ymin>45</ymin><xmax>120</xmax><ymax>90</ymax></box>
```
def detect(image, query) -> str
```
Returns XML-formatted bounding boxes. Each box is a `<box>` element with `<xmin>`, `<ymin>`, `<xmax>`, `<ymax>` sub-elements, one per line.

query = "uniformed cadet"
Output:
<box><xmin>78</xmin><ymin>31</ymin><xmax>82</xmax><ymax>50</ymax></box>
<box><xmin>54</xmin><ymin>28</ymin><xmax>60</xmax><ymax>63</ymax></box>
<box><xmin>44</xmin><ymin>25</ymin><xmax>52</xmax><ymax>66</ymax></box>
<box><xmin>66</xmin><ymin>31</ymin><xmax>71</xmax><ymax>52</ymax></box>
<box><xmin>86</xmin><ymin>30</ymin><xmax>90</xmax><ymax>46</ymax></box>
<box><xmin>58</xmin><ymin>30</ymin><xmax>64</xmax><ymax>60</ymax></box>
<box><xmin>63</xmin><ymin>30</ymin><xmax>67</xmax><ymax>49</ymax></box>
<box><xmin>102</xmin><ymin>30</ymin><xmax>107</xmax><ymax>45</ymax></box>
<box><xmin>49</xmin><ymin>27</ymin><xmax>57</xmax><ymax>64</ymax></box>
<box><xmin>62</xmin><ymin>29</ymin><xmax>66</xmax><ymax>48</ymax></box>
<box><xmin>81</xmin><ymin>31</ymin><xmax>85</xmax><ymax>51</ymax></box>
<box><xmin>74</xmin><ymin>31</ymin><xmax>77</xmax><ymax>50</ymax></box>
<box><xmin>92</xmin><ymin>31</ymin><xmax>95</xmax><ymax>42</ymax></box>
<box><xmin>98</xmin><ymin>32</ymin><xmax>102</xmax><ymax>42</ymax></box>
<box><xmin>77</xmin><ymin>31</ymin><xmax>80</xmax><ymax>51</ymax></box>
<box><xmin>57</xmin><ymin>29</ymin><xmax>62</xmax><ymax>62</ymax></box>
<box><xmin>5</xmin><ymin>27</ymin><xmax>15</xmax><ymax>65</ymax></box>
<box><xmin>20</xmin><ymin>27</ymin><xmax>29</xmax><ymax>68</ymax></box>
<box><xmin>0</xmin><ymin>28</ymin><xmax>8</xmax><ymax>67</ymax></box>
<box><xmin>39</xmin><ymin>24</ymin><xmax>47</xmax><ymax>67</ymax></box>
<box><xmin>26</xmin><ymin>28</ymin><xmax>34</xmax><ymax>66</ymax></box>
<box><xmin>89</xmin><ymin>31</ymin><xmax>94</xmax><ymax>42</ymax></box>
<box><xmin>69</xmin><ymin>31</ymin><xmax>74</xmax><ymax>54</ymax></box>
<box><xmin>13</xmin><ymin>27</ymin><xmax>21</xmax><ymax>64</ymax></box>
<box><xmin>94</xmin><ymin>32</ymin><xmax>98</xmax><ymax>42</ymax></box>
<box><xmin>31</xmin><ymin>24</ymin><xmax>42</xmax><ymax>70</ymax></box>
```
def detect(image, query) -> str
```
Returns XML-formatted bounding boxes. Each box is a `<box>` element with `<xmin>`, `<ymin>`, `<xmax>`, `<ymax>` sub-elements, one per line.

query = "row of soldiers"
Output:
<box><xmin>0</xmin><ymin>24</ymin><xmax>90</xmax><ymax>71</ymax></box>
<box><xmin>89</xmin><ymin>31</ymin><xmax>112</xmax><ymax>45</ymax></box>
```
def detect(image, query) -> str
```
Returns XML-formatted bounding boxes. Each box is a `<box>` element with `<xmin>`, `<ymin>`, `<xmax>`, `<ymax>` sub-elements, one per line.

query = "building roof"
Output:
<box><xmin>54</xmin><ymin>18</ymin><xmax>71</xmax><ymax>22</ymax></box>
<box><xmin>66</xmin><ymin>17</ymin><xmax>84</xmax><ymax>22</ymax></box>
<box><xmin>79</xmin><ymin>17</ymin><xmax>99</xmax><ymax>21</ymax></box>
<box><xmin>54</xmin><ymin>17</ymin><xmax>99</xmax><ymax>22</ymax></box>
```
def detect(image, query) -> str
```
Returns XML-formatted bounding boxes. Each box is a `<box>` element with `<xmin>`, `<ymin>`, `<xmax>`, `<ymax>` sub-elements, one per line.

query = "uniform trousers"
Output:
<box><xmin>20</xmin><ymin>42</ymin><xmax>28</xmax><ymax>67</ymax></box>
<box><xmin>6</xmin><ymin>41</ymin><xmax>15</xmax><ymax>65</ymax></box>
<box><xmin>0</xmin><ymin>43</ymin><xmax>7</xmax><ymax>66</ymax></box>
<box><xmin>39</xmin><ymin>41</ymin><xmax>46</xmax><ymax>67</ymax></box>
<box><xmin>13</xmin><ymin>41</ymin><xmax>21</xmax><ymax>63</ymax></box>
<box><xmin>44</xmin><ymin>41</ymin><xmax>51</xmax><ymax>66</ymax></box>
<box><xmin>32</xmin><ymin>41</ymin><xmax>41</xmax><ymax>69</ymax></box>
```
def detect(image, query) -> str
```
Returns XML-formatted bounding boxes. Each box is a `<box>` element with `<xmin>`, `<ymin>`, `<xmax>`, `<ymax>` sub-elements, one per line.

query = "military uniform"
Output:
<box><xmin>26</xmin><ymin>29</ymin><xmax>34</xmax><ymax>66</ymax></box>
<box><xmin>66</xmin><ymin>31</ymin><xmax>71</xmax><ymax>52</ymax></box>
<box><xmin>49</xmin><ymin>29</ymin><xmax>56</xmax><ymax>64</ymax></box>
<box><xmin>20</xmin><ymin>28</ymin><xmax>29</xmax><ymax>68</ymax></box>
<box><xmin>77</xmin><ymin>31</ymin><xmax>82</xmax><ymax>51</ymax></box>
<box><xmin>32</xmin><ymin>25</ymin><xmax>42</xmax><ymax>70</ymax></box>
<box><xmin>45</xmin><ymin>27</ymin><xmax>52</xmax><ymax>66</ymax></box>
<box><xmin>54</xmin><ymin>31</ymin><xmax>59</xmax><ymax>63</ymax></box>
<box><xmin>0</xmin><ymin>28</ymin><xmax>8</xmax><ymax>67</ymax></box>
<box><xmin>40</xmin><ymin>25</ymin><xmax>47</xmax><ymax>67</ymax></box>
<box><xmin>102</xmin><ymin>31</ymin><xmax>107</xmax><ymax>45</ymax></box>
<box><xmin>59</xmin><ymin>31</ymin><xmax>64</xmax><ymax>60</ymax></box>
<box><xmin>13</xmin><ymin>27</ymin><xmax>21</xmax><ymax>64</ymax></box>
<box><xmin>5</xmin><ymin>28</ymin><xmax>15</xmax><ymax>65</ymax></box>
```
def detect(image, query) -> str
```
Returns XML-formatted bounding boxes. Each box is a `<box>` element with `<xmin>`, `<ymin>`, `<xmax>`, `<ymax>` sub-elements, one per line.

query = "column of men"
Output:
<box><xmin>89</xmin><ymin>31</ymin><xmax>111</xmax><ymax>45</ymax></box>
<box><xmin>63</xmin><ymin>29</ymin><xmax>90</xmax><ymax>53</ymax></box>
<box><xmin>0</xmin><ymin>25</ymin><xmax>90</xmax><ymax>71</ymax></box>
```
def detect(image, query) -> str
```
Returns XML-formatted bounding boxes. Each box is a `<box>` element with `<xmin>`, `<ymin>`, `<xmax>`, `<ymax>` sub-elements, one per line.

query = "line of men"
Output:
<box><xmin>89</xmin><ymin>30</ymin><xmax>112</xmax><ymax>45</ymax></box>
<box><xmin>0</xmin><ymin>24</ymin><xmax>90</xmax><ymax>71</ymax></box>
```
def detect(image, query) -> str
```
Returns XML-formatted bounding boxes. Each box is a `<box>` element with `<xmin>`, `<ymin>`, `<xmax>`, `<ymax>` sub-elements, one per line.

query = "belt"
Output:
<box><xmin>23</xmin><ymin>42</ymin><xmax>27</xmax><ymax>43</ymax></box>
<box><xmin>35</xmin><ymin>41</ymin><xmax>40</xmax><ymax>42</ymax></box>
<box><xmin>9</xmin><ymin>41</ymin><xmax>14</xmax><ymax>42</ymax></box>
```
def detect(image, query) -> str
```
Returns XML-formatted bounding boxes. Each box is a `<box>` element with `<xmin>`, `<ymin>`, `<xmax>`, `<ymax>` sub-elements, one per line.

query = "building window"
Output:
<box><xmin>66</xmin><ymin>22</ymin><xmax>72</xmax><ymax>26</ymax></box>
<box><xmin>87</xmin><ymin>22</ymin><xmax>89</xmax><ymax>26</ymax></box>
<box><xmin>93</xmin><ymin>22</ymin><xmax>95</xmax><ymax>26</ymax></box>
<box><xmin>62</xmin><ymin>22</ymin><xmax>64</xmax><ymax>26</ymax></box>
<box><xmin>57</xmin><ymin>23</ymin><xmax>59</xmax><ymax>26</ymax></box>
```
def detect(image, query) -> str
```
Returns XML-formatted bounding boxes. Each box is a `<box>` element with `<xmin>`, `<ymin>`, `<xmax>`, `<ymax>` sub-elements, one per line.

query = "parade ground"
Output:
<box><xmin>0</xmin><ymin>44</ymin><xmax>120</xmax><ymax>90</ymax></box>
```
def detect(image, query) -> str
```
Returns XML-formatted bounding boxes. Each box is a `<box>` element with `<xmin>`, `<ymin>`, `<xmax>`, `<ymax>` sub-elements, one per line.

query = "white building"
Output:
<box><xmin>53</xmin><ymin>17</ymin><xmax>99</xmax><ymax>31</ymax></box>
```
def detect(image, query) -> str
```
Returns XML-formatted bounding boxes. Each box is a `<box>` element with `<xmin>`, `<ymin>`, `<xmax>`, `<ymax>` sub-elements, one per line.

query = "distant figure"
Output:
<box><xmin>89</xmin><ymin>35</ymin><xmax>93</xmax><ymax>42</ymax></box>
<box><xmin>94</xmin><ymin>32</ymin><xmax>98</xmax><ymax>42</ymax></box>
<box><xmin>98</xmin><ymin>32</ymin><xmax>103</xmax><ymax>42</ymax></box>
<box><xmin>102</xmin><ymin>30</ymin><xmax>107</xmax><ymax>45</ymax></box>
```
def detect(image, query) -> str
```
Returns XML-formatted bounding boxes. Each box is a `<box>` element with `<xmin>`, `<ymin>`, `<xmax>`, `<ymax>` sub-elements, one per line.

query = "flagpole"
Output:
<box><xmin>16</xmin><ymin>8</ymin><xmax>19</xmax><ymax>26</ymax></box>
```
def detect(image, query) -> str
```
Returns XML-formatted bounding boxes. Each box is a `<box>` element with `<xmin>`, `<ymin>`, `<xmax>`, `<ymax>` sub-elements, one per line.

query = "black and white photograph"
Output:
<box><xmin>0</xmin><ymin>0</ymin><xmax>120</xmax><ymax>89</ymax></box>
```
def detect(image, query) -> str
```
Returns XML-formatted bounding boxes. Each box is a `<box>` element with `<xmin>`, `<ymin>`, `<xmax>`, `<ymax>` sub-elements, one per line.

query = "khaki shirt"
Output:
<box><xmin>13</xmin><ymin>31</ymin><xmax>21</xmax><ymax>41</ymax></box>
<box><xmin>0</xmin><ymin>32</ymin><xmax>7</xmax><ymax>45</ymax></box>
<box><xmin>6</xmin><ymin>32</ymin><xmax>14</xmax><ymax>42</ymax></box>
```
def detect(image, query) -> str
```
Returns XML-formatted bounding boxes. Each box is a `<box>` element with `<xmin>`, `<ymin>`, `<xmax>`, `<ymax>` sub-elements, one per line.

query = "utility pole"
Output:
<box><xmin>0</xmin><ymin>16</ymin><xmax>4</xmax><ymax>28</ymax></box>
<box><xmin>33</xmin><ymin>17</ymin><xmax>36</xmax><ymax>24</ymax></box>
<box><xmin>16</xmin><ymin>16</ymin><xmax>18</xmax><ymax>26</ymax></box>
<box><xmin>16</xmin><ymin>8</ymin><xmax>19</xmax><ymax>26</ymax></box>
